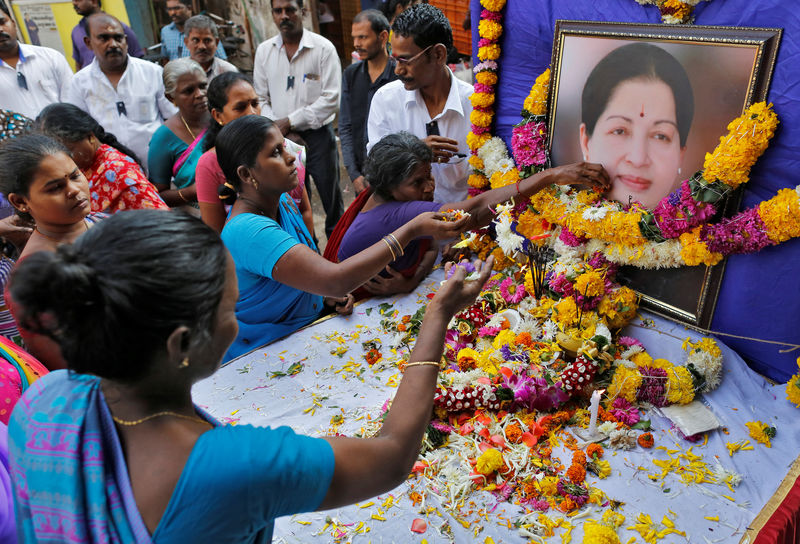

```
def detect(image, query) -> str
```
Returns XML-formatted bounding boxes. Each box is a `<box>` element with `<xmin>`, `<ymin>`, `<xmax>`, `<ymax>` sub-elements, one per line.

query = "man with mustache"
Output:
<box><xmin>184</xmin><ymin>15</ymin><xmax>237</xmax><ymax>82</ymax></box>
<box><xmin>253</xmin><ymin>0</ymin><xmax>343</xmax><ymax>238</ymax></box>
<box><xmin>65</xmin><ymin>13</ymin><xmax>177</xmax><ymax>171</ymax></box>
<box><xmin>0</xmin><ymin>5</ymin><xmax>73</xmax><ymax>119</ymax></box>
<box><xmin>161</xmin><ymin>0</ymin><xmax>226</xmax><ymax>62</ymax></box>
<box><xmin>339</xmin><ymin>9</ymin><xmax>397</xmax><ymax>196</ymax></box>
<box><xmin>367</xmin><ymin>4</ymin><xmax>472</xmax><ymax>203</ymax></box>
<box><xmin>70</xmin><ymin>0</ymin><xmax>143</xmax><ymax>71</ymax></box>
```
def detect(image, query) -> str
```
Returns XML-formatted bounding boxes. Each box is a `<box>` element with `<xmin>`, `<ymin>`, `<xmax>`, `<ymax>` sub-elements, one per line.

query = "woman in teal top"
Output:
<box><xmin>217</xmin><ymin>116</ymin><xmax>470</xmax><ymax>361</ymax></box>
<box><xmin>147</xmin><ymin>58</ymin><xmax>209</xmax><ymax>207</ymax></box>
<box><xmin>8</xmin><ymin>209</ymin><xmax>493</xmax><ymax>541</ymax></box>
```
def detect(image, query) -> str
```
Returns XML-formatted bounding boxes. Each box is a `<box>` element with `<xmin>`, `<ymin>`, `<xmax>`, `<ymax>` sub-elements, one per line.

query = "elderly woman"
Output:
<box><xmin>216</xmin><ymin>116</ymin><xmax>471</xmax><ymax>360</ymax></box>
<box><xmin>330</xmin><ymin>132</ymin><xmax>610</xmax><ymax>297</ymax></box>
<box><xmin>8</xmin><ymin>210</ymin><xmax>493</xmax><ymax>541</ymax></box>
<box><xmin>37</xmin><ymin>103</ymin><xmax>168</xmax><ymax>213</ymax></box>
<box><xmin>148</xmin><ymin>58</ymin><xmax>210</xmax><ymax>207</ymax></box>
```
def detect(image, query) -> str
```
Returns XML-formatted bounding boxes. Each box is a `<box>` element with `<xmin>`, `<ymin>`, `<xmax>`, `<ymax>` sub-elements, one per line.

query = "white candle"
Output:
<box><xmin>588</xmin><ymin>388</ymin><xmax>604</xmax><ymax>435</ymax></box>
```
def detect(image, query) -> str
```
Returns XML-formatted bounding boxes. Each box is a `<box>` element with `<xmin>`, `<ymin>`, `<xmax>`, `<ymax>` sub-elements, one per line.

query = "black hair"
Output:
<box><xmin>354</xmin><ymin>9</ymin><xmax>390</xmax><ymax>36</ymax></box>
<box><xmin>216</xmin><ymin>115</ymin><xmax>276</xmax><ymax>204</ymax></box>
<box><xmin>10</xmin><ymin>210</ymin><xmax>228</xmax><ymax>382</ymax></box>
<box><xmin>380</xmin><ymin>0</ymin><xmax>412</xmax><ymax>22</ymax></box>
<box><xmin>392</xmin><ymin>3</ymin><xmax>452</xmax><ymax>51</ymax></box>
<box><xmin>36</xmin><ymin>103</ymin><xmax>142</xmax><ymax>166</ymax></box>
<box><xmin>581</xmin><ymin>43</ymin><xmax>694</xmax><ymax>147</ymax></box>
<box><xmin>0</xmin><ymin>2</ymin><xmax>10</xmax><ymax>17</ymax></box>
<box><xmin>0</xmin><ymin>133</ymin><xmax>68</xmax><ymax>220</ymax></box>
<box><xmin>364</xmin><ymin>131</ymin><xmax>432</xmax><ymax>200</ymax></box>
<box><xmin>203</xmin><ymin>71</ymin><xmax>255</xmax><ymax>152</ymax></box>
<box><xmin>172</xmin><ymin>0</ymin><xmax>193</xmax><ymax>7</ymax></box>
<box><xmin>271</xmin><ymin>0</ymin><xmax>304</xmax><ymax>9</ymax></box>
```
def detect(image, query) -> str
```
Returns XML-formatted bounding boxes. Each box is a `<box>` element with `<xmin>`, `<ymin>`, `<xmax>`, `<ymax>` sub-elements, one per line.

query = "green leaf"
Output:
<box><xmin>365</xmin><ymin>307</ymin><xmax>372</xmax><ymax>316</ymax></box>
<box><xmin>663</xmin><ymin>488</ymin><xmax>671</xmax><ymax>493</ymax></box>
<box><xmin>378</xmin><ymin>302</ymin><xmax>394</xmax><ymax>315</ymax></box>
<box><xmin>632</xmin><ymin>420</ymin><xmax>651</xmax><ymax>431</ymax></box>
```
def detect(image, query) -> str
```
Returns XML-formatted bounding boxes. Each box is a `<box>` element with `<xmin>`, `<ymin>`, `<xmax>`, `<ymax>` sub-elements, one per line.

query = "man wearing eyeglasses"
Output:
<box><xmin>366</xmin><ymin>4</ymin><xmax>472</xmax><ymax>203</ymax></box>
<box><xmin>253</xmin><ymin>0</ymin><xmax>343</xmax><ymax>238</ymax></box>
<box><xmin>0</xmin><ymin>5</ymin><xmax>73</xmax><ymax>119</ymax></box>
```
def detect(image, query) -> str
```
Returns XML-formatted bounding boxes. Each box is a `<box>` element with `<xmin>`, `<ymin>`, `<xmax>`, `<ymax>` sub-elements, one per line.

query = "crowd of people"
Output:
<box><xmin>0</xmin><ymin>0</ymin><xmax>609</xmax><ymax>541</ymax></box>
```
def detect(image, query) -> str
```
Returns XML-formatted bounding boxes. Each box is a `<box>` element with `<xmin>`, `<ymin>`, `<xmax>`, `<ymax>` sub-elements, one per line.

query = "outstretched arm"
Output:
<box><xmin>318</xmin><ymin>257</ymin><xmax>494</xmax><ymax>509</ymax></box>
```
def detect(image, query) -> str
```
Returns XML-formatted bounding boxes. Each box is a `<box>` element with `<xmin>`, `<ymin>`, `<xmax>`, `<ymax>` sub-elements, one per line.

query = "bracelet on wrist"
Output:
<box><xmin>403</xmin><ymin>361</ymin><xmax>441</xmax><ymax>371</ymax></box>
<box><xmin>381</xmin><ymin>236</ymin><xmax>397</xmax><ymax>260</ymax></box>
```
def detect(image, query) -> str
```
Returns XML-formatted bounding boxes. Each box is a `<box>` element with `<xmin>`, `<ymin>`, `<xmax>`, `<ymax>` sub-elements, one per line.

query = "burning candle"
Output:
<box><xmin>588</xmin><ymin>388</ymin><xmax>605</xmax><ymax>435</ymax></box>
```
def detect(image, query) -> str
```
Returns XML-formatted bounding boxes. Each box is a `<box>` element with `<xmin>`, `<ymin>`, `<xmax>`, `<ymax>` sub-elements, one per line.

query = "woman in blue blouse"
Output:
<box><xmin>217</xmin><ymin>116</ymin><xmax>469</xmax><ymax>361</ymax></box>
<box><xmin>8</xmin><ymin>209</ymin><xmax>493</xmax><ymax>541</ymax></box>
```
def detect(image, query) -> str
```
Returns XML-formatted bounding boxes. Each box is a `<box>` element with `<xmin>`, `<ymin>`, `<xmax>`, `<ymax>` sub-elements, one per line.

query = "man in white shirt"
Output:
<box><xmin>253</xmin><ymin>0</ymin><xmax>343</xmax><ymax>237</ymax></box>
<box><xmin>66</xmin><ymin>13</ymin><xmax>176</xmax><ymax>168</ymax></box>
<box><xmin>0</xmin><ymin>6</ymin><xmax>73</xmax><ymax>119</ymax></box>
<box><xmin>367</xmin><ymin>4</ymin><xmax>472</xmax><ymax>203</ymax></box>
<box><xmin>184</xmin><ymin>15</ymin><xmax>238</xmax><ymax>82</ymax></box>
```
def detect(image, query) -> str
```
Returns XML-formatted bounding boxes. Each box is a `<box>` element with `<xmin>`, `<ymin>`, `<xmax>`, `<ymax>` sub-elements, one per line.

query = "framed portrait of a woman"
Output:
<box><xmin>548</xmin><ymin>21</ymin><xmax>781</xmax><ymax>328</ymax></box>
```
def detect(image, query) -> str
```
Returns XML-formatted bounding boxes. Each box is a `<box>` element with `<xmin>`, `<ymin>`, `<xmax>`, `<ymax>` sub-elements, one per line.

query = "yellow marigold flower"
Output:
<box><xmin>745</xmin><ymin>420</ymin><xmax>776</xmax><ymax>447</ymax></box>
<box><xmin>576</xmin><ymin>190</ymin><xmax>602</xmax><ymax>206</ymax></box>
<box><xmin>475</xmin><ymin>447</ymin><xmax>504</xmax><ymax>475</ymax></box>
<box><xmin>468</xmin><ymin>173</ymin><xmax>489</xmax><ymax>189</ymax></box>
<box><xmin>553</xmin><ymin>297</ymin><xmax>578</xmax><ymax>328</ymax></box>
<box><xmin>787</xmin><ymin>372</ymin><xmax>800</xmax><ymax>407</ymax></box>
<box><xmin>582</xmin><ymin>521</ymin><xmax>620</xmax><ymax>544</ymax></box>
<box><xmin>591</xmin><ymin>459</ymin><xmax>612</xmax><ymax>479</ymax></box>
<box><xmin>679</xmin><ymin>227</ymin><xmax>723</xmax><ymax>266</ymax></box>
<box><xmin>490</xmin><ymin>247</ymin><xmax>515</xmax><ymax>270</ymax></box>
<box><xmin>479</xmin><ymin>0</ymin><xmax>506</xmax><ymax>11</ymax></box>
<box><xmin>476</xmin><ymin>347</ymin><xmax>501</xmax><ymax>373</ymax></box>
<box><xmin>574</xmin><ymin>269</ymin><xmax>606</xmax><ymax>297</ymax></box>
<box><xmin>467</xmin><ymin>131</ymin><xmax>491</xmax><ymax>152</ymax></box>
<box><xmin>468</xmin><ymin>154</ymin><xmax>485</xmax><ymax>171</ymax></box>
<box><xmin>470</xmin><ymin>109</ymin><xmax>493</xmax><ymax>128</ymax></box>
<box><xmin>702</xmin><ymin>102</ymin><xmax>778</xmax><ymax>188</ymax></box>
<box><xmin>627</xmin><ymin>513</ymin><xmax>686</xmax><ymax>543</ymax></box>
<box><xmin>537</xmin><ymin>475</ymin><xmax>559</xmax><ymax>496</ymax></box>
<box><xmin>492</xmin><ymin>329</ymin><xmax>517</xmax><ymax>350</ymax></box>
<box><xmin>478</xmin><ymin>19</ymin><xmax>503</xmax><ymax>41</ymax></box>
<box><xmin>598</xmin><ymin>286</ymin><xmax>638</xmax><ymax>329</ymax></box>
<box><xmin>630</xmin><ymin>351</ymin><xmax>653</xmax><ymax>367</ymax></box>
<box><xmin>665</xmin><ymin>366</ymin><xmax>695</xmax><ymax>405</ymax></box>
<box><xmin>516</xmin><ymin>209</ymin><xmax>551</xmax><ymax>242</ymax></box>
<box><xmin>470</xmin><ymin>91</ymin><xmax>495</xmax><ymax>109</ymax></box>
<box><xmin>686</xmin><ymin>337</ymin><xmax>722</xmax><ymax>358</ymax></box>
<box><xmin>608</xmin><ymin>365</ymin><xmax>642</xmax><ymax>403</ymax></box>
<box><xmin>477</xmin><ymin>44</ymin><xmax>501</xmax><ymax>61</ymax></box>
<box><xmin>759</xmin><ymin>187</ymin><xmax>800</xmax><ymax>243</ymax></box>
<box><xmin>456</xmin><ymin>347</ymin><xmax>480</xmax><ymax>369</ymax></box>
<box><xmin>602</xmin><ymin>510</ymin><xmax>626</xmax><ymax>529</ymax></box>
<box><xmin>489</xmin><ymin>168</ymin><xmax>519</xmax><ymax>189</ymax></box>
<box><xmin>522</xmin><ymin>68</ymin><xmax>550</xmax><ymax>116</ymax></box>
<box><xmin>475</xmin><ymin>71</ymin><xmax>498</xmax><ymax>86</ymax></box>
<box><xmin>662</xmin><ymin>0</ymin><xmax>692</xmax><ymax>20</ymax></box>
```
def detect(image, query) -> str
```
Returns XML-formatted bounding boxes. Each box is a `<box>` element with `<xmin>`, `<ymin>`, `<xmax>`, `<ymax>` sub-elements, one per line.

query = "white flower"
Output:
<box><xmin>712</xmin><ymin>461</ymin><xmax>743</xmax><ymax>488</ymax></box>
<box><xmin>598</xmin><ymin>421</ymin><xmax>617</xmax><ymax>436</ymax></box>
<box><xmin>621</xmin><ymin>346</ymin><xmax>644</xmax><ymax>359</ymax></box>
<box><xmin>541</xmin><ymin>320</ymin><xmax>558</xmax><ymax>341</ymax></box>
<box><xmin>794</xmin><ymin>184</ymin><xmax>800</xmax><ymax>199</ymax></box>
<box><xmin>582</xmin><ymin>206</ymin><xmax>609</xmax><ymax>222</ymax></box>
<box><xmin>451</xmin><ymin>231</ymin><xmax>477</xmax><ymax>249</ymax></box>
<box><xmin>496</xmin><ymin>158</ymin><xmax>515</xmax><ymax>173</ymax></box>
<box><xmin>594</xmin><ymin>322</ymin><xmax>612</xmax><ymax>343</ymax></box>
<box><xmin>686</xmin><ymin>350</ymin><xmax>723</xmax><ymax>393</ymax></box>
<box><xmin>486</xmin><ymin>313</ymin><xmax>506</xmax><ymax>328</ymax></box>
<box><xmin>494</xmin><ymin>214</ymin><xmax>524</xmax><ymax>256</ymax></box>
<box><xmin>516</xmin><ymin>318</ymin><xmax>542</xmax><ymax>339</ymax></box>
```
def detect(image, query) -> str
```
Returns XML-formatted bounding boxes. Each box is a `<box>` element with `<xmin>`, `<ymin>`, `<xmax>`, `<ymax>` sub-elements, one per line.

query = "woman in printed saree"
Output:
<box><xmin>8</xmin><ymin>209</ymin><xmax>494</xmax><ymax>542</ymax></box>
<box><xmin>331</xmin><ymin>132</ymin><xmax>611</xmax><ymax>297</ymax></box>
<box><xmin>37</xmin><ymin>103</ymin><xmax>168</xmax><ymax>213</ymax></box>
<box><xmin>148</xmin><ymin>58</ymin><xmax>210</xmax><ymax>207</ymax></box>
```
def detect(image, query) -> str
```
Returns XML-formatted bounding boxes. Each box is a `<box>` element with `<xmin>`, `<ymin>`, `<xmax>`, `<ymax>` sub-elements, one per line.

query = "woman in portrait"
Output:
<box><xmin>579</xmin><ymin>42</ymin><xmax>694</xmax><ymax>209</ymax></box>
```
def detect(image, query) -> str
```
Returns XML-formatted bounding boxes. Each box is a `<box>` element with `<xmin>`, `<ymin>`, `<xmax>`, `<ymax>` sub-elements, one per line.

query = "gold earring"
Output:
<box><xmin>251</xmin><ymin>179</ymin><xmax>259</xmax><ymax>190</ymax></box>
<box><xmin>178</xmin><ymin>357</ymin><xmax>189</xmax><ymax>369</ymax></box>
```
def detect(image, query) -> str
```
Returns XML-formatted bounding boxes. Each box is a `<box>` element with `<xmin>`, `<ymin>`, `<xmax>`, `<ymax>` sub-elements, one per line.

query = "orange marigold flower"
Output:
<box><xmin>505</xmin><ymin>423</ymin><xmax>523</xmax><ymax>443</ymax></box>
<box><xmin>539</xmin><ymin>446</ymin><xmax>552</xmax><ymax>458</ymax></box>
<box><xmin>557</xmin><ymin>497</ymin><xmax>578</xmax><ymax>513</ymax></box>
<box><xmin>397</xmin><ymin>323</ymin><xmax>407</xmax><ymax>332</ymax></box>
<box><xmin>638</xmin><ymin>432</ymin><xmax>654</xmax><ymax>449</ymax></box>
<box><xmin>566</xmin><ymin>463</ymin><xmax>586</xmax><ymax>484</ymax></box>
<box><xmin>515</xmin><ymin>331</ymin><xmax>533</xmax><ymax>347</ymax></box>
<box><xmin>402</xmin><ymin>315</ymin><xmax>411</xmax><ymax>323</ymax></box>
<box><xmin>571</xmin><ymin>450</ymin><xmax>587</xmax><ymax>467</ymax></box>
<box><xmin>409</xmin><ymin>491</ymin><xmax>423</xmax><ymax>506</ymax></box>
<box><xmin>586</xmin><ymin>443</ymin><xmax>604</xmax><ymax>459</ymax></box>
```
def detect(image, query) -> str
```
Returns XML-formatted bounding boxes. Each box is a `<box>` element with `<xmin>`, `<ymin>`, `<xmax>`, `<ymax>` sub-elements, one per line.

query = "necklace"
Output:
<box><xmin>180</xmin><ymin>114</ymin><xmax>197</xmax><ymax>140</ymax></box>
<box><xmin>33</xmin><ymin>220</ymin><xmax>88</xmax><ymax>242</ymax></box>
<box><xmin>112</xmin><ymin>410</ymin><xmax>211</xmax><ymax>427</ymax></box>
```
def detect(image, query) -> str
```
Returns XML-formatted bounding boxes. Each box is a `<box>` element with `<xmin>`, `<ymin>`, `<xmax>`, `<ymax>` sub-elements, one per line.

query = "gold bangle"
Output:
<box><xmin>387</xmin><ymin>233</ymin><xmax>404</xmax><ymax>257</ymax></box>
<box><xmin>404</xmin><ymin>361</ymin><xmax>441</xmax><ymax>370</ymax></box>
<box><xmin>382</xmin><ymin>237</ymin><xmax>397</xmax><ymax>260</ymax></box>
<box><xmin>178</xmin><ymin>188</ymin><xmax>188</xmax><ymax>203</ymax></box>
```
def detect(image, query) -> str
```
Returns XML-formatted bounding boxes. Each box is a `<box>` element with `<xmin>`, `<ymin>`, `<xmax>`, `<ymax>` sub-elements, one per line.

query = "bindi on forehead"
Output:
<box><xmin>640</xmin><ymin>104</ymin><xmax>645</xmax><ymax>118</ymax></box>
